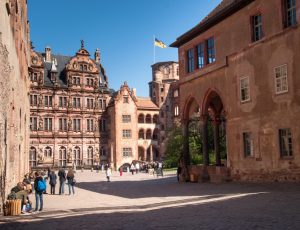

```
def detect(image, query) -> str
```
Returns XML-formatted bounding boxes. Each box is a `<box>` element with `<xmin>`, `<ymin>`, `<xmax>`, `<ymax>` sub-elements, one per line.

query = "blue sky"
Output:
<box><xmin>28</xmin><ymin>0</ymin><xmax>222</xmax><ymax>96</ymax></box>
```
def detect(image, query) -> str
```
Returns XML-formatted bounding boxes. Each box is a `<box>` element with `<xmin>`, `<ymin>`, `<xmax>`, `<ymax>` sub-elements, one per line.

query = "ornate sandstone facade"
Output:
<box><xmin>29</xmin><ymin>43</ymin><xmax>111</xmax><ymax>168</ymax></box>
<box><xmin>0</xmin><ymin>0</ymin><xmax>30</xmax><ymax>210</ymax></box>
<box><xmin>28</xmin><ymin>44</ymin><xmax>169</xmax><ymax>170</ymax></box>
<box><xmin>171</xmin><ymin>0</ymin><xmax>300</xmax><ymax>181</ymax></box>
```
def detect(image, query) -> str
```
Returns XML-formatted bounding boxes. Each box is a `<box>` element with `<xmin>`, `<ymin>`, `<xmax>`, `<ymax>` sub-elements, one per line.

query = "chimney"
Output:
<box><xmin>45</xmin><ymin>46</ymin><xmax>51</xmax><ymax>63</ymax></box>
<box><xmin>94</xmin><ymin>48</ymin><xmax>100</xmax><ymax>63</ymax></box>
<box><xmin>50</xmin><ymin>59</ymin><xmax>57</xmax><ymax>83</ymax></box>
<box><xmin>132</xmin><ymin>88</ymin><xmax>136</xmax><ymax>96</ymax></box>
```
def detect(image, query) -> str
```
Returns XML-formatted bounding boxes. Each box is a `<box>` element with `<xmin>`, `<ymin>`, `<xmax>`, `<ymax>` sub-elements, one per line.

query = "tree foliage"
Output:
<box><xmin>164</xmin><ymin>119</ymin><xmax>227</xmax><ymax>168</ymax></box>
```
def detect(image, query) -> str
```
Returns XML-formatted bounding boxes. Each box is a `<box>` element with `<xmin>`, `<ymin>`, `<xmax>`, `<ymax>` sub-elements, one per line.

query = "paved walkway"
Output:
<box><xmin>1</xmin><ymin>170</ymin><xmax>300</xmax><ymax>230</ymax></box>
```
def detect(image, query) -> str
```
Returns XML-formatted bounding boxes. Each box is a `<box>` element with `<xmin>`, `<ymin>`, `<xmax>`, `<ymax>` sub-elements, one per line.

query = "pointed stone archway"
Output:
<box><xmin>201</xmin><ymin>89</ymin><xmax>227</xmax><ymax>167</ymax></box>
<box><xmin>181</xmin><ymin>96</ymin><xmax>201</xmax><ymax>179</ymax></box>
<box><xmin>181</xmin><ymin>90</ymin><xmax>228</xmax><ymax>182</ymax></box>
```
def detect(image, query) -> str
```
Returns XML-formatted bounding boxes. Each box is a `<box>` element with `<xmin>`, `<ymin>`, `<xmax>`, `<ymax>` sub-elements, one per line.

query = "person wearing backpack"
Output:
<box><xmin>34</xmin><ymin>171</ymin><xmax>46</xmax><ymax>212</ymax></box>
<box><xmin>67</xmin><ymin>169</ymin><xmax>75</xmax><ymax>195</ymax></box>
<box><xmin>58</xmin><ymin>168</ymin><xmax>66</xmax><ymax>195</ymax></box>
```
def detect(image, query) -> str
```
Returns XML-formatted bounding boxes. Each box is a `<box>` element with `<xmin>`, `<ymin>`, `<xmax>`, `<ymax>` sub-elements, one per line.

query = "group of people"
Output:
<box><xmin>6</xmin><ymin>167</ymin><xmax>77</xmax><ymax>215</ymax></box>
<box><xmin>52</xmin><ymin>168</ymin><xmax>76</xmax><ymax>195</ymax></box>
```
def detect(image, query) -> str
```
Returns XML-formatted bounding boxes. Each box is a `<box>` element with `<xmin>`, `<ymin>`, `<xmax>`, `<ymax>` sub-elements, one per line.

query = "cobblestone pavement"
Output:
<box><xmin>1</xmin><ymin>170</ymin><xmax>300</xmax><ymax>230</ymax></box>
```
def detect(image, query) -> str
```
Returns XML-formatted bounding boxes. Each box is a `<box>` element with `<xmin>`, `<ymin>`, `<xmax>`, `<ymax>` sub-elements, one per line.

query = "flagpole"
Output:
<box><xmin>153</xmin><ymin>35</ymin><xmax>155</xmax><ymax>64</ymax></box>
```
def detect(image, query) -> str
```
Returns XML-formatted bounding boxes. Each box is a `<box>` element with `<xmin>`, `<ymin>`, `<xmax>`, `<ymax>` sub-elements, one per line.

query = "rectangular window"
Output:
<box><xmin>59</xmin><ymin>118</ymin><xmax>67</xmax><ymax>131</ymax></box>
<box><xmin>73</xmin><ymin>97</ymin><xmax>81</xmax><ymax>108</ymax></box>
<box><xmin>122</xmin><ymin>147</ymin><xmax>132</xmax><ymax>157</ymax></box>
<box><xmin>99</xmin><ymin>98</ymin><xmax>106</xmax><ymax>109</ymax></box>
<box><xmin>123</xmin><ymin>96</ymin><xmax>129</xmax><ymax>103</ymax></box>
<box><xmin>73</xmin><ymin>119</ymin><xmax>81</xmax><ymax>132</ymax></box>
<box><xmin>59</xmin><ymin>96</ymin><xmax>67</xmax><ymax>108</ymax></box>
<box><xmin>174</xmin><ymin>106</ymin><xmax>179</xmax><ymax>117</ymax></box>
<box><xmin>122</xmin><ymin>115</ymin><xmax>131</xmax><ymax>123</ymax></box>
<box><xmin>197</xmin><ymin>43</ymin><xmax>205</xmax><ymax>68</ymax></box>
<box><xmin>87</xmin><ymin>119</ymin><xmax>94</xmax><ymax>132</ymax></box>
<box><xmin>275</xmin><ymin>65</ymin><xmax>288</xmax><ymax>94</ymax></box>
<box><xmin>86</xmin><ymin>78</ymin><xmax>94</xmax><ymax>86</ymax></box>
<box><xmin>122</xmin><ymin>129</ymin><xmax>132</xmax><ymax>138</ymax></box>
<box><xmin>240</xmin><ymin>77</ymin><xmax>250</xmax><ymax>102</ymax></box>
<box><xmin>44</xmin><ymin>95</ymin><xmax>53</xmax><ymax>107</ymax></box>
<box><xmin>252</xmin><ymin>14</ymin><xmax>263</xmax><ymax>42</ymax></box>
<box><xmin>284</xmin><ymin>0</ymin><xmax>297</xmax><ymax>27</ymax></box>
<box><xmin>30</xmin><ymin>95</ymin><xmax>38</xmax><ymax>106</ymax></box>
<box><xmin>87</xmin><ymin>98</ymin><xmax>94</xmax><ymax>109</ymax></box>
<box><xmin>187</xmin><ymin>48</ymin><xmax>194</xmax><ymax>73</ymax></box>
<box><xmin>44</xmin><ymin>118</ymin><xmax>53</xmax><ymax>131</ymax></box>
<box><xmin>100</xmin><ymin>119</ymin><xmax>106</xmax><ymax>132</ymax></box>
<box><xmin>72</xmin><ymin>76</ymin><xmax>80</xmax><ymax>85</ymax></box>
<box><xmin>30</xmin><ymin>72</ymin><xmax>38</xmax><ymax>82</ymax></box>
<box><xmin>243</xmin><ymin>132</ymin><xmax>253</xmax><ymax>157</ymax></box>
<box><xmin>30</xmin><ymin>117</ymin><xmax>37</xmax><ymax>131</ymax></box>
<box><xmin>279</xmin><ymin>129</ymin><xmax>293</xmax><ymax>157</ymax></box>
<box><xmin>207</xmin><ymin>38</ymin><xmax>216</xmax><ymax>64</ymax></box>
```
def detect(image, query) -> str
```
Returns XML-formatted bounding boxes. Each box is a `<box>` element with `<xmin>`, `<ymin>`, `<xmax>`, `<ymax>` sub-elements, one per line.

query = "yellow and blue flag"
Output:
<box><xmin>154</xmin><ymin>38</ymin><xmax>167</xmax><ymax>48</ymax></box>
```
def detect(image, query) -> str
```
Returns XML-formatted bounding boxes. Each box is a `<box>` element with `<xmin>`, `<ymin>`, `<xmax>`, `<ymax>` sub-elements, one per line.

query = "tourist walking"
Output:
<box><xmin>49</xmin><ymin>170</ymin><xmax>57</xmax><ymax>194</ymax></box>
<box><xmin>106</xmin><ymin>165</ymin><xmax>111</xmax><ymax>182</ymax></box>
<box><xmin>58</xmin><ymin>168</ymin><xmax>66</xmax><ymax>195</ymax></box>
<box><xmin>67</xmin><ymin>169</ymin><xmax>75</xmax><ymax>195</ymax></box>
<box><xmin>34</xmin><ymin>171</ymin><xmax>46</xmax><ymax>212</ymax></box>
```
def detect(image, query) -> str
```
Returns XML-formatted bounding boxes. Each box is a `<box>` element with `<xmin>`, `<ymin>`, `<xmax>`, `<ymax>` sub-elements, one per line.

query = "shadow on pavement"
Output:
<box><xmin>0</xmin><ymin>188</ymin><xmax>299</xmax><ymax>230</ymax></box>
<box><xmin>73</xmin><ymin>174</ymin><xmax>298</xmax><ymax>199</ymax></box>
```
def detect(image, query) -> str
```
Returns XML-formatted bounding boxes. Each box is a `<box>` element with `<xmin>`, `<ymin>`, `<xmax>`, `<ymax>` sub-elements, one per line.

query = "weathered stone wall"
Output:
<box><xmin>0</xmin><ymin>0</ymin><xmax>30</xmax><ymax>211</ymax></box>
<box><xmin>177</xmin><ymin>0</ymin><xmax>300</xmax><ymax>182</ymax></box>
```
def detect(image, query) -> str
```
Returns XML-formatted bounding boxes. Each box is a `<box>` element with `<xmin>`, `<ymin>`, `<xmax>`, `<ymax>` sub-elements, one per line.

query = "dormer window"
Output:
<box><xmin>30</xmin><ymin>72</ymin><xmax>38</xmax><ymax>82</ymax></box>
<box><xmin>72</xmin><ymin>76</ymin><xmax>80</xmax><ymax>85</ymax></box>
<box><xmin>80</xmin><ymin>64</ymin><xmax>88</xmax><ymax>72</ymax></box>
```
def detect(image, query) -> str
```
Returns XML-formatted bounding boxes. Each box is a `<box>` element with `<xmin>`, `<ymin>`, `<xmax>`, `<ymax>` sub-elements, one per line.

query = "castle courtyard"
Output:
<box><xmin>0</xmin><ymin>171</ymin><xmax>299</xmax><ymax>230</ymax></box>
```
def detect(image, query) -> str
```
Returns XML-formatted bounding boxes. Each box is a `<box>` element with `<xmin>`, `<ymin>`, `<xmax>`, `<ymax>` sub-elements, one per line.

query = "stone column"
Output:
<box><xmin>182</xmin><ymin>119</ymin><xmax>190</xmax><ymax>166</ymax></box>
<box><xmin>213</xmin><ymin>117</ymin><xmax>221</xmax><ymax>166</ymax></box>
<box><xmin>150</xmin><ymin>145</ymin><xmax>153</xmax><ymax>162</ymax></box>
<box><xmin>201</xmin><ymin>115</ymin><xmax>209</xmax><ymax>166</ymax></box>
<box><xmin>144</xmin><ymin>148</ymin><xmax>147</xmax><ymax>161</ymax></box>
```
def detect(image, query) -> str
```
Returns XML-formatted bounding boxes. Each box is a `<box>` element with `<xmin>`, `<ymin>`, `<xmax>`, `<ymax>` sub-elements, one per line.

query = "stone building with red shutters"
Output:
<box><xmin>171</xmin><ymin>0</ymin><xmax>300</xmax><ymax>181</ymax></box>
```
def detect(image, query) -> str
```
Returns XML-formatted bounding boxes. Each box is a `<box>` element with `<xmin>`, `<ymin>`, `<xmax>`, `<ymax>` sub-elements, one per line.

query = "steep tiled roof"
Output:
<box><xmin>136</xmin><ymin>97</ymin><xmax>159</xmax><ymax>110</ymax></box>
<box><xmin>38</xmin><ymin>52</ymin><xmax>110</xmax><ymax>92</ymax></box>
<box><xmin>170</xmin><ymin>0</ymin><xmax>255</xmax><ymax>47</ymax></box>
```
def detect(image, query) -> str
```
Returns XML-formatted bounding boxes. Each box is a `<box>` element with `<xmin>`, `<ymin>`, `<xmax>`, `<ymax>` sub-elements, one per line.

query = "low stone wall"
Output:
<box><xmin>231</xmin><ymin>169</ymin><xmax>300</xmax><ymax>182</ymax></box>
<box><xmin>187</xmin><ymin>165</ymin><xmax>231</xmax><ymax>183</ymax></box>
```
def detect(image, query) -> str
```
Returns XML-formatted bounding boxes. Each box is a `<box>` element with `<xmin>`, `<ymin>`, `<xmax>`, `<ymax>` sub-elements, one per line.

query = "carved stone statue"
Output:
<box><xmin>94</xmin><ymin>99</ymin><xmax>99</xmax><ymax>109</ymax></box>
<box><xmin>94</xmin><ymin>79</ymin><xmax>98</xmax><ymax>88</ymax></box>
<box><xmin>94</xmin><ymin>121</ymin><xmax>98</xmax><ymax>131</ymax></box>
<box><xmin>68</xmin><ymin>118</ymin><xmax>72</xmax><ymax>130</ymax></box>
<box><xmin>68</xmin><ymin>77</ymin><xmax>72</xmax><ymax>86</ymax></box>
<box><xmin>38</xmin><ymin>74</ymin><xmax>43</xmax><ymax>85</ymax></box>
<box><xmin>67</xmin><ymin>96</ymin><xmax>72</xmax><ymax>108</ymax></box>
<box><xmin>38</xmin><ymin>116</ymin><xmax>43</xmax><ymax>130</ymax></box>
<box><xmin>38</xmin><ymin>94</ymin><xmax>43</xmax><ymax>106</ymax></box>
<box><xmin>67</xmin><ymin>148</ymin><xmax>72</xmax><ymax>163</ymax></box>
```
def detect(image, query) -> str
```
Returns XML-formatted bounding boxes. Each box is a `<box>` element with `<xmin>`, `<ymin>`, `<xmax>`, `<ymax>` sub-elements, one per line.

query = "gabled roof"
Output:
<box><xmin>136</xmin><ymin>97</ymin><xmax>159</xmax><ymax>110</ymax></box>
<box><xmin>170</xmin><ymin>0</ymin><xmax>255</xmax><ymax>47</ymax></box>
